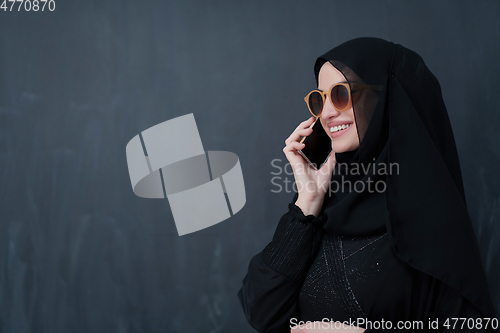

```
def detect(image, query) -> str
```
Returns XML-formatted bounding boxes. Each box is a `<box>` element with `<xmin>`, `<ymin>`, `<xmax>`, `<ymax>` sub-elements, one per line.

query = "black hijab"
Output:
<box><xmin>315</xmin><ymin>37</ymin><xmax>496</xmax><ymax>320</ymax></box>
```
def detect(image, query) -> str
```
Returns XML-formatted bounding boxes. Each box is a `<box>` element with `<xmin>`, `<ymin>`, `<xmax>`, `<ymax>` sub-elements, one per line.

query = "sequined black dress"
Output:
<box><xmin>238</xmin><ymin>202</ymin><xmax>488</xmax><ymax>333</ymax></box>
<box><xmin>297</xmin><ymin>221</ymin><xmax>389</xmax><ymax>323</ymax></box>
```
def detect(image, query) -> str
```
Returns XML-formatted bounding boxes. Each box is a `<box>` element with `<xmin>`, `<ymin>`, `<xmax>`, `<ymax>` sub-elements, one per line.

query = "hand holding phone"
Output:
<box><xmin>282</xmin><ymin>116</ymin><xmax>336</xmax><ymax>216</ymax></box>
<box><xmin>297</xmin><ymin>118</ymin><xmax>333</xmax><ymax>171</ymax></box>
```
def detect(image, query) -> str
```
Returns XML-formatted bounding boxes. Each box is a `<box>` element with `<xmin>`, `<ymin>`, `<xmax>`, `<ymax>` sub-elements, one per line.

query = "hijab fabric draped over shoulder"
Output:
<box><xmin>315</xmin><ymin>37</ymin><xmax>496</xmax><ymax>320</ymax></box>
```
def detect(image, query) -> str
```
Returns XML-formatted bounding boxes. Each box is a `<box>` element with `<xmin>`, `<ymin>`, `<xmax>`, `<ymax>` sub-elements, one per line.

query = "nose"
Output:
<box><xmin>321</xmin><ymin>94</ymin><xmax>341</xmax><ymax>120</ymax></box>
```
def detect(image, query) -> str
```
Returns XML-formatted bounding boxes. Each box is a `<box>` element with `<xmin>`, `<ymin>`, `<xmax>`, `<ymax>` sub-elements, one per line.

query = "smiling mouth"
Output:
<box><xmin>330</xmin><ymin>123</ymin><xmax>352</xmax><ymax>133</ymax></box>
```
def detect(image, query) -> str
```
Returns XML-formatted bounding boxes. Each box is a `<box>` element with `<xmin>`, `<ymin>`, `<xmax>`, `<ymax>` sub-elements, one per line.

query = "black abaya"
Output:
<box><xmin>238</xmin><ymin>38</ymin><xmax>497</xmax><ymax>332</ymax></box>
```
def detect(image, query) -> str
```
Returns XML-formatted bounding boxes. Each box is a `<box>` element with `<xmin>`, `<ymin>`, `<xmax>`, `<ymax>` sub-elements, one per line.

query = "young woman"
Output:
<box><xmin>238</xmin><ymin>37</ymin><xmax>497</xmax><ymax>332</ymax></box>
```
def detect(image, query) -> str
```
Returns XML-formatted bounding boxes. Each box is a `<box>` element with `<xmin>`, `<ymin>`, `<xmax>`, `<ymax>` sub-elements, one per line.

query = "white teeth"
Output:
<box><xmin>330</xmin><ymin>124</ymin><xmax>351</xmax><ymax>133</ymax></box>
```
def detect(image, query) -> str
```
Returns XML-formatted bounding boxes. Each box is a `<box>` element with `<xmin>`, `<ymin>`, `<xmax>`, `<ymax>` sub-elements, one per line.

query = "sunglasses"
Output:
<box><xmin>304</xmin><ymin>83</ymin><xmax>383</xmax><ymax>117</ymax></box>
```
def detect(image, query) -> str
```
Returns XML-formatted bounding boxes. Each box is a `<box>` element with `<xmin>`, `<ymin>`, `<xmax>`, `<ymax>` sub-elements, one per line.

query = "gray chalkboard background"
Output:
<box><xmin>1</xmin><ymin>1</ymin><xmax>499</xmax><ymax>332</ymax></box>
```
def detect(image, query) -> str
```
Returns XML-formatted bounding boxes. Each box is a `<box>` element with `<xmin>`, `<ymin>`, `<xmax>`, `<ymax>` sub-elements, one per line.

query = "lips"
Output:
<box><xmin>330</xmin><ymin>123</ymin><xmax>352</xmax><ymax>133</ymax></box>
<box><xmin>327</xmin><ymin>120</ymin><xmax>353</xmax><ymax>128</ymax></box>
<box><xmin>326</xmin><ymin>121</ymin><xmax>353</xmax><ymax>138</ymax></box>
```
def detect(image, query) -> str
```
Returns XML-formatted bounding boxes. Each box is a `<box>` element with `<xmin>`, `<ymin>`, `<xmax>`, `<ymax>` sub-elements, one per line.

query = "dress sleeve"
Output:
<box><xmin>237</xmin><ymin>195</ymin><xmax>325</xmax><ymax>333</ymax></box>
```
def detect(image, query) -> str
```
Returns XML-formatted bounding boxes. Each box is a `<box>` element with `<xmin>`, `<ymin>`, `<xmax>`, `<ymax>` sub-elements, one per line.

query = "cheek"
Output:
<box><xmin>352</xmin><ymin>123</ymin><xmax>359</xmax><ymax>136</ymax></box>
<box><xmin>338</xmin><ymin>125</ymin><xmax>359</xmax><ymax>149</ymax></box>
<box><xmin>350</xmin><ymin>125</ymin><xmax>360</xmax><ymax>148</ymax></box>
<box><xmin>321</xmin><ymin>120</ymin><xmax>329</xmax><ymax>133</ymax></box>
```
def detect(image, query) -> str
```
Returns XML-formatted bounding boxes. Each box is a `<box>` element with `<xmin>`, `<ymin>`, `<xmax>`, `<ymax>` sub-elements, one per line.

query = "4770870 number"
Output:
<box><xmin>1</xmin><ymin>0</ymin><xmax>55</xmax><ymax>11</ymax></box>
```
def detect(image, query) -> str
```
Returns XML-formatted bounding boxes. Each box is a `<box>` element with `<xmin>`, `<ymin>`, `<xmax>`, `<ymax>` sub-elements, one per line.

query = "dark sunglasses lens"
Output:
<box><xmin>308</xmin><ymin>92</ymin><xmax>323</xmax><ymax>116</ymax></box>
<box><xmin>331</xmin><ymin>85</ymin><xmax>350</xmax><ymax>110</ymax></box>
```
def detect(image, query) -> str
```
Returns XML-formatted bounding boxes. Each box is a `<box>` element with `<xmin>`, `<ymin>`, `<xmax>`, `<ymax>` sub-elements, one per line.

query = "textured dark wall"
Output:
<box><xmin>0</xmin><ymin>1</ymin><xmax>499</xmax><ymax>332</ymax></box>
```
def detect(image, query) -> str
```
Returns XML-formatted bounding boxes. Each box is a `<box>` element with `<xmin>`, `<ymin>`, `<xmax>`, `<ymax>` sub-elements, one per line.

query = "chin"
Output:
<box><xmin>331</xmin><ymin>138</ymin><xmax>359</xmax><ymax>153</ymax></box>
<box><xmin>332</xmin><ymin>145</ymin><xmax>351</xmax><ymax>153</ymax></box>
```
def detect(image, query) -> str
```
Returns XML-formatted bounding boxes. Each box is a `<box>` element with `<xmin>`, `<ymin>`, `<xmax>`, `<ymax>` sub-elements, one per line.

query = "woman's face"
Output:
<box><xmin>318</xmin><ymin>62</ymin><xmax>360</xmax><ymax>153</ymax></box>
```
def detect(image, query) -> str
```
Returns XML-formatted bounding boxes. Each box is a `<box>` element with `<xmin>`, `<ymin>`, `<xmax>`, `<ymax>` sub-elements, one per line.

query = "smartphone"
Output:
<box><xmin>297</xmin><ymin>118</ymin><xmax>332</xmax><ymax>170</ymax></box>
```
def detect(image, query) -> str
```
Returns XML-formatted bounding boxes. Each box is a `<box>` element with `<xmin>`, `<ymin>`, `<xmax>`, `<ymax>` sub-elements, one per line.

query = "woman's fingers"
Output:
<box><xmin>293</xmin><ymin>116</ymin><xmax>315</xmax><ymax>130</ymax></box>
<box><xmin>294</xmin><ymin>117</ymin><xmax>316</xmax><ymax>132</ymax></box>
<box><xmin>283</xmin><ymin>140</ymin><xmax>305</xmax><ymax>153</ymax></box>
<box><xmin>283</xmin><ymin>141</ymin><xmax>308</xmax><ymax>168</ymax></box>
<box><xmin>285</xmin><ymin>117</ymin><xmax>316</xmax><ymax>145</ymax></box>
<box><xmin>291</xmin><ymin>116</ymin><xmax>315</xmax><ymax>136</ymax></box>
<box><xmin>285</xmin><ymin>127</ymin><xmax>312</xmax><ymax>145</ymax></box>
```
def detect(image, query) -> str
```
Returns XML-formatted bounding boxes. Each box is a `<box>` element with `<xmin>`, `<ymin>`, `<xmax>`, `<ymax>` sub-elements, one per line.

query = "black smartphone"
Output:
<box><xmin>297</xmin><ymin>118</ymin><xmax>332</xmax><ymax>170</ymax></box>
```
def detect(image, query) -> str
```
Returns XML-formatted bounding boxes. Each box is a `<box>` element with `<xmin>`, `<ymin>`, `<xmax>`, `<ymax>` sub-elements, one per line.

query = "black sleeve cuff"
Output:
<box><xmin>287</xmin><ymin>202</ymin><xmax>325</xmax><ymax>226</ymax></box>
<box><xmin>260</xmin><ymin>202</ymin><xmax>325</xmax><ymax>281</ymax></box>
